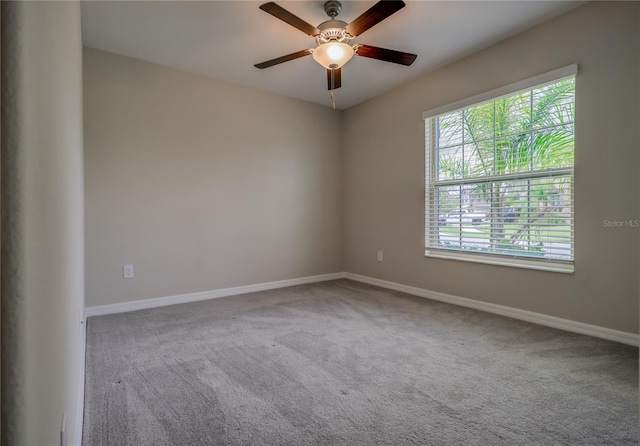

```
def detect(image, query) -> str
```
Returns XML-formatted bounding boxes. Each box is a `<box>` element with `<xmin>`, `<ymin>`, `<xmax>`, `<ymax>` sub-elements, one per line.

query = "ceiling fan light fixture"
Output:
<box><xmin>255</xmin><ymin>1</ymin><xmax>417</xmax><ymax>95</ymax></box>
<box><xmin>312</xmin><ymin>41</ymin><xmax>354</xmax><ymax>69</ymax></box>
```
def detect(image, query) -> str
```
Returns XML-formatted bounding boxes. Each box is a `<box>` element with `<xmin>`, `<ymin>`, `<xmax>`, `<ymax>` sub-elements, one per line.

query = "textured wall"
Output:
<box><xmin>342</xmin><ymin>2</ymin><xmax>639</xmax><ymax>333</ymax></box>
<box><xmin>83</xmin><ymin>48</ymin><xmax>343</xmax><ymax>307</ymax></box>
<box><xmin>1</xmin><ymin>2</ymin><xmax>85</xmax><ymax>445</ymax></box>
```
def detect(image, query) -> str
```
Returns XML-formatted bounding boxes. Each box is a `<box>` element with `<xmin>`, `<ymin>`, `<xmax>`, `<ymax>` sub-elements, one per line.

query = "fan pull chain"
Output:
<box><xmin>330</xmin><ymin>91</ymin><xmax>336</xmax><ymax>110</ymax></box>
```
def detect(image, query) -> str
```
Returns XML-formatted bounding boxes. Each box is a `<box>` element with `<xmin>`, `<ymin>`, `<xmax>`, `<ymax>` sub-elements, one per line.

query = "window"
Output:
<box><xmin>424</xmin><ymin>65</ymin><xmax>577</xmax><ymax>273</ymax></box>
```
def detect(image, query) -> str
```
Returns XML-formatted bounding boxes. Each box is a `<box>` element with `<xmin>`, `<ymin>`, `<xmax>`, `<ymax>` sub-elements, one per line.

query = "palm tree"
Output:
<box><xmin>435</xmin><ymin>78</ymin><xmax>575</xmax><ymax>256</ymax></box>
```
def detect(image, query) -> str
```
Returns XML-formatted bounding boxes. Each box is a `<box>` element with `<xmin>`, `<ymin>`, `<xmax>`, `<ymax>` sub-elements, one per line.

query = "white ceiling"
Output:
<box><xmin>81</xmin><ymin>1</ymin><xmax>585</xmax><ymax>110</ymax></box>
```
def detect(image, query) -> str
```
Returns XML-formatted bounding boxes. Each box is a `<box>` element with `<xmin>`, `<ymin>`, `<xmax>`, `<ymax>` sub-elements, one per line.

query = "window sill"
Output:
<box><xmin>425</xmin><ymin>249</ymin><xmax>574</xmax><ymax>274</ymax></box>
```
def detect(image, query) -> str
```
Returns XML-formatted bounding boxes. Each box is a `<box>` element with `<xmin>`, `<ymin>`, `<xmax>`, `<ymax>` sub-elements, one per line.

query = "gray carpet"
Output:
<box><xmin>83</xmin><ymin>279</ymin><xmax>638</xmax><ymax>445</ymax></box>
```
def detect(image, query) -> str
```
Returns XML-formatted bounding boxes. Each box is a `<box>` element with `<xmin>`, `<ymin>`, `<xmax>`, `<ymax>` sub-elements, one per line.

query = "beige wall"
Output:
<box><xmin>84</xmin><ymin>48</ymin><xmax>343</xmax><ymax>307</ymax></box>
<box><xmin>84</xmin><ymin>3</ymin><xmax>639</xmax><ymax>334</ymax></box>
<box><xmin>1</xmin><ymin>2</ymin><xmax>85</xmax><ymax>445</ymax></box>
<box><xmin>343</xmin><ymin>1</ymin><xmax>639</xmax><ymax>333</ymax></box>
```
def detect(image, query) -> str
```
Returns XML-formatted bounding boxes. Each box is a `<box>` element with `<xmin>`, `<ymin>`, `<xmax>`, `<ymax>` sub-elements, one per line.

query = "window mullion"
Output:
<box><xmin>434</xmin><ymin>167</ymin><xmax>573</xmax><ymax>187</ymax></box>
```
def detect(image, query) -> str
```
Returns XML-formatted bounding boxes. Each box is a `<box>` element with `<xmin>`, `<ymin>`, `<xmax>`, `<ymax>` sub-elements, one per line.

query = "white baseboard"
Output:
<box><xmin>84</xmin><ymin>271</ymin><xmax>638</xmax><ymax>347</ymax></box>
<box><xmin>75</xmin><ymin>311</ymin><xmax>87</xmax><ymax>446</ymax></box>
<box><xmin>85</xmin><ymin>272</ymin><xmax>346</xmax><ymax>318</ymax></box>
<box><xmin>344</xmin><ymin>272</ymin><xmax>639</xmax><ymax>347</ymax></box>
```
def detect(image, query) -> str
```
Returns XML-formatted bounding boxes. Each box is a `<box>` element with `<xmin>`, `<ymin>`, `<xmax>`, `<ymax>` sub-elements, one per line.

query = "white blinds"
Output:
<box><xmin>424</xmin><ymin>71</ymin><xmax>576</xmax><ymax>271</ymax></box>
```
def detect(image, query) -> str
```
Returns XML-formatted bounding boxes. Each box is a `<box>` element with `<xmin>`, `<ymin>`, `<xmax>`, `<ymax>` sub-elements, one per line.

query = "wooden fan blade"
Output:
<box><xmin>355</xmin><ymin>44</ymin><xmax>417</xmax><ymax>66</ymax></box>
<box><xmin>259</xmin><ymin>2</ymin><xmax>319</xmax><ymax>36</ymax></box>
<box><xmin>345</xmin><ymin>1</ymin><xmax>405</xmax><ymax>37</ymax></box>
<box><xmin>327</xmin><ymin>68</ymin><xmax>342</xmax><ymax>90</ymax></box>
<box><xmin>254</xmin><ymin>49</ymin><xmax>313</xmax><ymax>69</ymax></box>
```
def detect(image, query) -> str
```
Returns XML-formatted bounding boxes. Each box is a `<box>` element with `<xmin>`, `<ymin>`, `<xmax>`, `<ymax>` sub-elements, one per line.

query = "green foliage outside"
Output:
<box><xmin>433</xmin><ymin>78</ymin><xmax>575</xmax><ymax>259</ymax></box>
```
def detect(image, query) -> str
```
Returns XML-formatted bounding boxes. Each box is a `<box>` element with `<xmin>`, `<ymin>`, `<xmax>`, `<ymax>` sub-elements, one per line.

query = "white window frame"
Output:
<box><xmin>423</xmin><ymin>64</ymin><xmax>578</xmax><ymax>273</ymax></box>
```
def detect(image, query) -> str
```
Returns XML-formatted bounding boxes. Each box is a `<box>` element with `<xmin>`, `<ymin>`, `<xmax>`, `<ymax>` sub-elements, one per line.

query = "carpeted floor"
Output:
<box><xmin>83</xmin><ymin>279</ymin><xmax>638</xmax><ymax>445</ymax></box>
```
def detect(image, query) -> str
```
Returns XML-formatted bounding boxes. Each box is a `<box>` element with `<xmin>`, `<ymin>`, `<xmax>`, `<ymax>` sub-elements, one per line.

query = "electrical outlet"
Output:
<box><xmin>123</xmin><ymin>264</ymin><xmax>134</xmax><ymax>279</ymax></box>
<box><xmin>377</xmin><ymin>250</ymin><xmax>383</xmax><ymax>262</ymax></box>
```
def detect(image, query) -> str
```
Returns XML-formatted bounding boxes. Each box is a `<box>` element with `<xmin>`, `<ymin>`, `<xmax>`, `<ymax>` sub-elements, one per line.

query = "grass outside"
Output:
<box><xmin>439</xmin><ymin>222</ymin><xmax>571</xmax><ymax>243</ymax></box>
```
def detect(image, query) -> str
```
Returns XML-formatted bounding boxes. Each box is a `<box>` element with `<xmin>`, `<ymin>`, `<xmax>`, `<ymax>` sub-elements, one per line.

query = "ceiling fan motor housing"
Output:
<box><xmin>316</xmin><ymin>19</ymin><xmax>351</xmax><ymax>44</ymax></box>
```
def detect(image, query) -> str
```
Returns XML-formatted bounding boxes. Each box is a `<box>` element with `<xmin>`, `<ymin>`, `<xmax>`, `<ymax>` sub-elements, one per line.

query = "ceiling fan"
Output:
<box><xmin>254</xmin><ymin>0</ymin><xmax>417</xmax><ymax>92</ymax></box>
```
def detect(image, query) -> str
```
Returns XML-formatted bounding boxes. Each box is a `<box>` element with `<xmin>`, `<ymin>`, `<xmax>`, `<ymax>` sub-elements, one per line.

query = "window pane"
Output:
<box><xmin>532</xmin><ymin>78</ymin><xmax>575</xmax><ymax>129</ymax></box>
<box><xmin>495</xmin><ymin>134</ymin><xmax>531</xmax><ymax>174</ymax></box>
<box><xmin>463</xmin><ymin>102</ymin><xmax>494</xmax><ymax>143</ymax></box>
<box><xmin>495</xmin><ymin>92</ymin><xmax>531</xmax><ymax>137</ymax></box>
<box><xmin>437</xmin><ymin>145</ymin><xmax>463</xmax><ymax>180</ymax></box>
<box><xmin>434</xmin><ymin>185</ymin><xmax>492</xmax><ymax>251</ymax></box>
<box><xmin>527</xmin><ymin>176</ymin><xmax>573</xmax><ymax>259</ymax></box>
<box><xmin>531</xmin><ymin>124</ymin><xmax>574</xmax><ymax>170</ymax></box>
<box><xmin>436</xmin><ymin>185</ymin><xmax>464</xmax><ymax>216</ymax></box>
<box><xmin>464</xmin><ymin>140</ymin><xmax>494</xmax><ymax>178</ymax></box>
<box><xmin>437</xmin><ymin>111</ymin><xmax>463</xmax><ymax>147</ymax></box>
